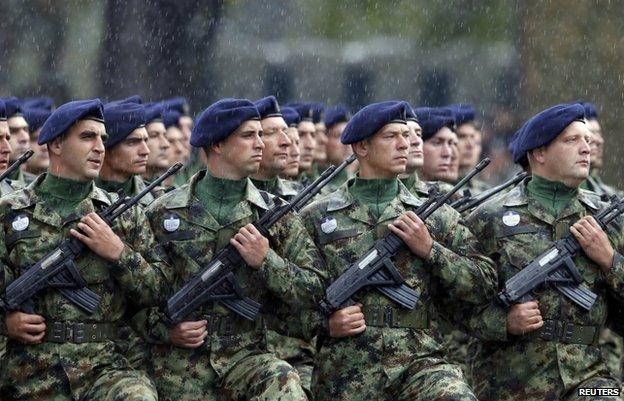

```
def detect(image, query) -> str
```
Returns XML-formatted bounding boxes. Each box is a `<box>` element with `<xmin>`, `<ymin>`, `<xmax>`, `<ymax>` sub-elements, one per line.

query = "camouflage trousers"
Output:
<box><xmin>150</xmin><ymin>345</ymin><xmax>308</xmax><ymax>401</ymax></box>
<box><xmin>0</xmin><ymin>361</ymin><xmax>157</xmax><ymax>401</ymax></box>
<box><xmin>266</xmin><ymin>330</ymin><xmax>315</xmax><ymax>394</ymax></box>
<box><xmin>600</xmin><ymin>328</ymin><xmax>624</xmax><ymax>380</ymax></box>
<box><xmin>312</xmin><ymin>342</ymin><xmax>477</xmax><ymax>401</ymax></box>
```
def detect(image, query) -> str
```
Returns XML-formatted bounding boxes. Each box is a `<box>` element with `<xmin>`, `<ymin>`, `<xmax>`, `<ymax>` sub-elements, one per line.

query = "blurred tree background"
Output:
<box><xmin>0</xmin><ymin>0</ymin><xmax>622</xmax><ymax>182</ymax></box>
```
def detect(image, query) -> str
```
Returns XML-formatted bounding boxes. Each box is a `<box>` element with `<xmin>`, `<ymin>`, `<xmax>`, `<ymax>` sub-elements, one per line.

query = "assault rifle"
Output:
<box><xmin>318</xmin><ymin>158</ymin><xmax>491</xmax><ymax>316</ymax></box>
<box><xmin>165</xmin><ymin>155</ymin><xmax>357</xmax><ymax>324</ymax></box>
<box><xmin>0</xmin><ymin>150</ymin><xmax>34</xmax><ymax>183</ymax></box>
<box><xmin>1</xmin><ymin>162</ymin><xmax>183</xmax><ymax>314</ymax></box>
<box><xmin>450</xmin><ymin>171</ymin><xmax>529</xmax><ymax>214</ymax></box>
<box><xmin>497</xmin><ymin>194</ymin><xmax>624</xmax><ymax>312</ymax></box>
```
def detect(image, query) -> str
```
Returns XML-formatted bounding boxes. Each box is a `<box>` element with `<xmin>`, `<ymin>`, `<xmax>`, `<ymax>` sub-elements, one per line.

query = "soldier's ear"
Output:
<box><xmin>47</xmin><ymin>136</ymin><xmax>64</xmax><ymax>157</ymax></box>
<box><xmin>352</xmin><ymin>141</ymin><xmax>368</xmax><ymax>158</ymax></box>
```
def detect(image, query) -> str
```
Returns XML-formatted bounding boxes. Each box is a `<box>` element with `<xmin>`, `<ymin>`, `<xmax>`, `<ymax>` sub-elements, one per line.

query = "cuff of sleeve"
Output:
<box><xmin>424</xmin><ymin>241</ymin><xmax>446</xmax><ymax>267</ymax></box>
<box><xmin>110</xmin><ymin>244</ymin><xmax>137</xmax><ymax>272</ymax></box>
<box><xmin>257</xmin><ymin>248</ymin><xmax>287</xmax><ymax>281</ymax></box>
<box><xmin>478</xmin><ymin>301</ymin><xmax>509</xmax><ymax>342</ymax></box>
<box><xmin>605</xmin><ymin>252</ymin><xmax>624</xmax><ymax>290</ymax></box>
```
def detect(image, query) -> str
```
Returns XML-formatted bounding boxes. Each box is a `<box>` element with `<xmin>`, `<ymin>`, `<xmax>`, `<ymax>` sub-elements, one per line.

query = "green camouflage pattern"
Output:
<box><xmin>251</xmin><ymin>176</ymin><xmax>303</xmax><ymax>201</ymax></box>
<box><xmin>463</xmin><ymin>180</ymin><xmax>624</xmax><ymax>401</ymax></box>
<box><xmin>141</xmin><ymin>170</ymin><xmax>326</xmax><ymax>400</ymax></box>
<box><xmin>298</xmin><ymin>179</ymin><xmax>497</xmax><ymax>400</ymax></box>
<box><xmin>0</xmin><ymin>174</ymin><xmax>168</xmax><ymax>400</ymax></box>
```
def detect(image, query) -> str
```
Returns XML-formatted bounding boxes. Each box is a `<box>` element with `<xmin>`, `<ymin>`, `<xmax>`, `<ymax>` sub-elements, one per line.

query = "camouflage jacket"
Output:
<box><xmin>463</xmin><ymin>180</ymin><xmax>624</xmax><ymax>400</ymax></box>
<box><xmin>0</xmin><ymin>178</ymin><xmax>23</xmax><ymax>197</ymax></box>
<box><xmin>141</xmin><ymin>170</ymin><xmax>325</xmax><ymax>378</ymax></box>
<box><xmin>298</xmin><ymin>179</ymin><xmax>497</xmax><ymax>383</ymax></box>
<box><xmin>401</xmin><ymin>173</ymin><xmax>461</xmax><ymax>201</ymax></box>
<box><xmin>0</xmin><ymin>174</ymin><xmax>169</xmax><ymax>400</ymax></box>
<box><xmin>251</xmin><ymin>176</ymin><xmax>302</xmax><ymax>201</ymax></box>
<box><xmin>583</xmin><ymin>172</ymin><xmax>621</xmax><ymax>199</ymax></box>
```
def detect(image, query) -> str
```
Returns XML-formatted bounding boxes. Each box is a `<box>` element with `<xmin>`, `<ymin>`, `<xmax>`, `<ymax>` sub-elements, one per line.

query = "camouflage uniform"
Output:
<box><xmin>464</xmin><ymin>180</ymin><xmax>624</xmax><ymax>401</ymax></box>
<box><xmin>141</xmin><ymin>170</ymin><xmax>325</xmax><ymax>401</ymax></box>
<box><xmin>96</xmin><ymin>175</ymin><xmax>164</xmax><ymax>208</ymax></box>
<box><xmin>583</xmin><ymin>172</ymin><xmax>624</xmax><ymax>381</ymax></box>
<box><xmin>250</xmin><ymin>176</ymin><xmax>315</xmax><ymax>391</ymax></box>
<box><xmin>251</xmin><ymin>176</ymin><xmax>303</xmax><ymax>201</ymax></box>
<box><xmin>401</xmin><ymin>172</ymin><xmax>482</xmax><ymax>384</ymax></box>
<box><xmin>0</xmin><ymin>174</ymin><xmax>168</xmax><ymax>401</ymax></box>
<box><xmin>0</xmin><ymin>178</ymin><xmax>23</xmax><ymax>362</ymax></box>
<box><xmin>299</xmin><ymin>179</ymin><xmax>497</xmax><ymax>401</ymax></box>
<box><xmin>319</xmin><ymin>167</ymin><xmax>352</xmax><ymax>195</ymax></box>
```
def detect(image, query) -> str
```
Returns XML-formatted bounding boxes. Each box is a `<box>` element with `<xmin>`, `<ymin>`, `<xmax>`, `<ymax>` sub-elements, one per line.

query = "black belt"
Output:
<box><xmin>529</xmin><ymin>319</ymin><xmax>600</xmax><ymax>345</ymax></box>
<box><xmin>362</xmin><ymin>305</ymin><xmax>429</xmax><ymax>329</ymax></box>
<box><xmin>201</xmin><ymin>312</ymin><xmax>257</xmax><ymax>336</ymax></box>
<box><xmin>44</xmin><ymin>321</ymin><xmax>117</xmax><ymax>343</ymax></box>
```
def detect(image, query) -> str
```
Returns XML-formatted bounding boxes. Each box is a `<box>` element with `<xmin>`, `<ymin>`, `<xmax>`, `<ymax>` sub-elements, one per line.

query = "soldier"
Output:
<box><xmin>141</xmin><ymin>98</ymin><xmax>325</xmax><ymax>401</ymax></box>
<box><xmin>449</xmin><ymin>104</ymin><xmax>488</xmax><ymax>193</ymax></box>
<box><xmin>320</xmin><ymin>105</ymin><xmax>353</xmax><ymax>193</ymax></box>
<box><xmin>2</xmin><ymin>97</ymin><xmax>29</xmax><ymax>185</ymax></box>
<box><xmin>580</xmin><ymin>102</ymin><xmax>619</xmax><ymax>198</ymax></box>
<box><xmin>0</xmin><ymin>99</ymin><xmax>168</xmax><ymax>400</ymax></box>
<box><xmin>291</xmin><ymin>103</ymin><xmax>317</xmax><ymax>186</ymax></box>
<box><xmin>22</xmin><ymin>107</ymin><xmax>52</xmax><ymax>184</ymax></box>
<box><xmin>249</xmin><ymin>96</ymin><xmax>302</xmax><ymax>200</ymax></box>
<box><xmin>400</xmin><ymin>105</ymin><xmax>454</xmax><ymax>197</ymax></box>
<box><xmin>0</xmin><ymin>99</ymin><xmax>22</xmax><ymax>196</ymax></box>
<box><xmin>312</xmin><ymin>102</ymin><xmax>328</xmax><ymax>170</ymax></box>
<box><xmin>299</xmin><ymin>100</ymin><xmax>496</xmax><ymax>401</ymax></box>
<box><xmin>416</xmin><ymin>107</ymin><xmax>460</xmax><ymax>185</ymax></box>
<box><xmin>142</xmin><ymin>103</ymin><xmax>171</xmax><ymax>186</ymax></box>
<box><xmin>163</xmin><ymin>108</ymin><xmax>186</xmax><ymax>167</ymax></box>
<box><xmin>280</xmin><ymin>106</ymin><xmax>302</xmax><ymax>180</ymax></box>
<box><xmin>96</xmin><ymin>100</ymin><xmax>162</xmax><ymax>208</ymax></box>
<box><xmin>465</xmin><ymin>103</ymin><xmax>624</xmax><ymax>401</ymax></box>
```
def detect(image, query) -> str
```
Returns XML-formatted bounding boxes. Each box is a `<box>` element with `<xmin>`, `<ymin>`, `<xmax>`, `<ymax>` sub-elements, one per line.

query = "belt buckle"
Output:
<box><xmin>51</xmin><ymin>321</ymin><xmax>66</xmax><ymax>342</ymax></box>
<box><xmin>383</xmin><ymin>306</ymin><xmax>394</xmax><ymax>328</ymax></box>
<box><xmin>205</xmin><ymin>313</ymin><xmax>219</xmax><ymax>335</ymax></box>
<box><xmin>73</xmin><ymin>323</ymin><xmax>86</xmax><ymax>343</ymax></box>
<box><xmin>561</xmin><ymin>322</ymin><xmax>575</xmax><ymax>343</ymax></box>
<box><xmin>221</xmin><ymin>316</ymin><xmax>234</xmax><ymax>336</ymax></box>
<box><xmin>539</xmin><ymin>319</ymin><xmax>556</xmax><ymax>341</ymax></box>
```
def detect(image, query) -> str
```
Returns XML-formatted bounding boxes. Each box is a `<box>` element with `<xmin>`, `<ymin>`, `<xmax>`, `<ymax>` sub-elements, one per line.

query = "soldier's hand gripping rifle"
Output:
<box><xmin>164</xmin><ymin>155</ymin><xmax>357</xmax><ymax>325</ymax></box>
<box><xmin>497</xmin><ymin>195</ymin><xmax>624</xmax><ymax>312</ymax></box>
<box><xmin>450</xmin><ymin>171</ymin><xmax>529</xmax><ymax>214</ymax></box>
<box><xmin>1</xmin><ymin>163</ymin><xmax>183</xmax><ymax>314</ymax></box>
<box><xmin>318</xmin><ymin>158</ymin><xmax>491</xmax><ymax>316</ymax></box>
<box><xmin>0</xmin><ymin>150</ymin><xmax>34</xmax><ymax>184</ymax></box>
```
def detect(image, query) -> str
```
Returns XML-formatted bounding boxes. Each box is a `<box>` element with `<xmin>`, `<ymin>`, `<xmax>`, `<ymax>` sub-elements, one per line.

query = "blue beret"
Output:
<box><xmin>163</xmin><ymin>109</ymin><xmax>182</xmax><ymax>129</ymax></box>
<box><xmin>340</xmin><ymin>101</ymin><xmax>409</xmax><ymax>145</ymax></box>
<box><xmin>21</xmin><ymin>97</ymin><xmax>54</xmax><ymax>111</ymax></box>
<box><xmin>103</xmin><ymin>101</ymin><xmax>146</xmax><ymax>149</ymax></box>
<box><xmin>281</xmin><ymin>107</ymin><xmax>300</xmax><ymax>127</ymax></box>
<box><xmin>161</xmin><ymin>97</ymin><xmax>189</xmax><ymax>115</ymax></box>
<box><xmin>110</xmin><ymin>95</ymin><xmax>143</xmax><ymax>105</ymax></box>
<box><xmin>449</xmin><ymin>104</ymin><xmax>476</xmax><ymax>126</ymax></box>
<box><xmin>311</xmin><ymin>102</ymin><xmax>325</xmax><ymax>124</ymax></box>
<box><xmin>415</xmin><ymin>107</ymin><xmax>456</xmax><ymax>141</ymax></box>
<box><xmin>191</xmin><ymin>98</ymin><xmax>260</xmax><ymax>148</ymax></box>
<box><xmin>253</xmin><ymin>96</ymin><xmax>282</xmax><ymax>119</ymax></box>
<box><xmin>23</xmin><ymin>108</ymin><xmax>52</xmax><ymax>132</ymax></box>
<box><xmin>38</xmin><ymin>99</ymin><xmax>104</xmax><ymax>145</ymax></box>
<box><xmin>405</xmin><ymin>103</ymin><xmax>418</xmax><ymax>123</ymax></box>
<box><xmin>288</xmin><ymin>103</ymin><xmax>315</xmax><ymax>122</ymax></box>
<box><xmin>0</xmin><ymin>99</ymin><xmax>6</xmax><ymax>121</ymax></box>
<box><xmin>507</xmin><ymin>128</ymin><xmax>524</xmax><ymax>164</ymax></box>
<box><xmin>324</xmin><ymin>105</ymin><xmax>351</xmax><ymax>128</ymax></box>
<box><xmin>1</xmin><ymin>97</ymin><xmax>22</xmax><ymax>118</ymax></box>
<box><xmin>513</xmin><ymin>103</ymin><xmax>586</xmax><ymax>164</ymax></box>
<box><xmin>144</xmin><ymin>103</ymin><xmax>164</xmax><ymax>124</ymax></box>
<box><xmin>580</xmin><ymin>102</ymin><xmax>598</xmax><ymax>120</ymax></box>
